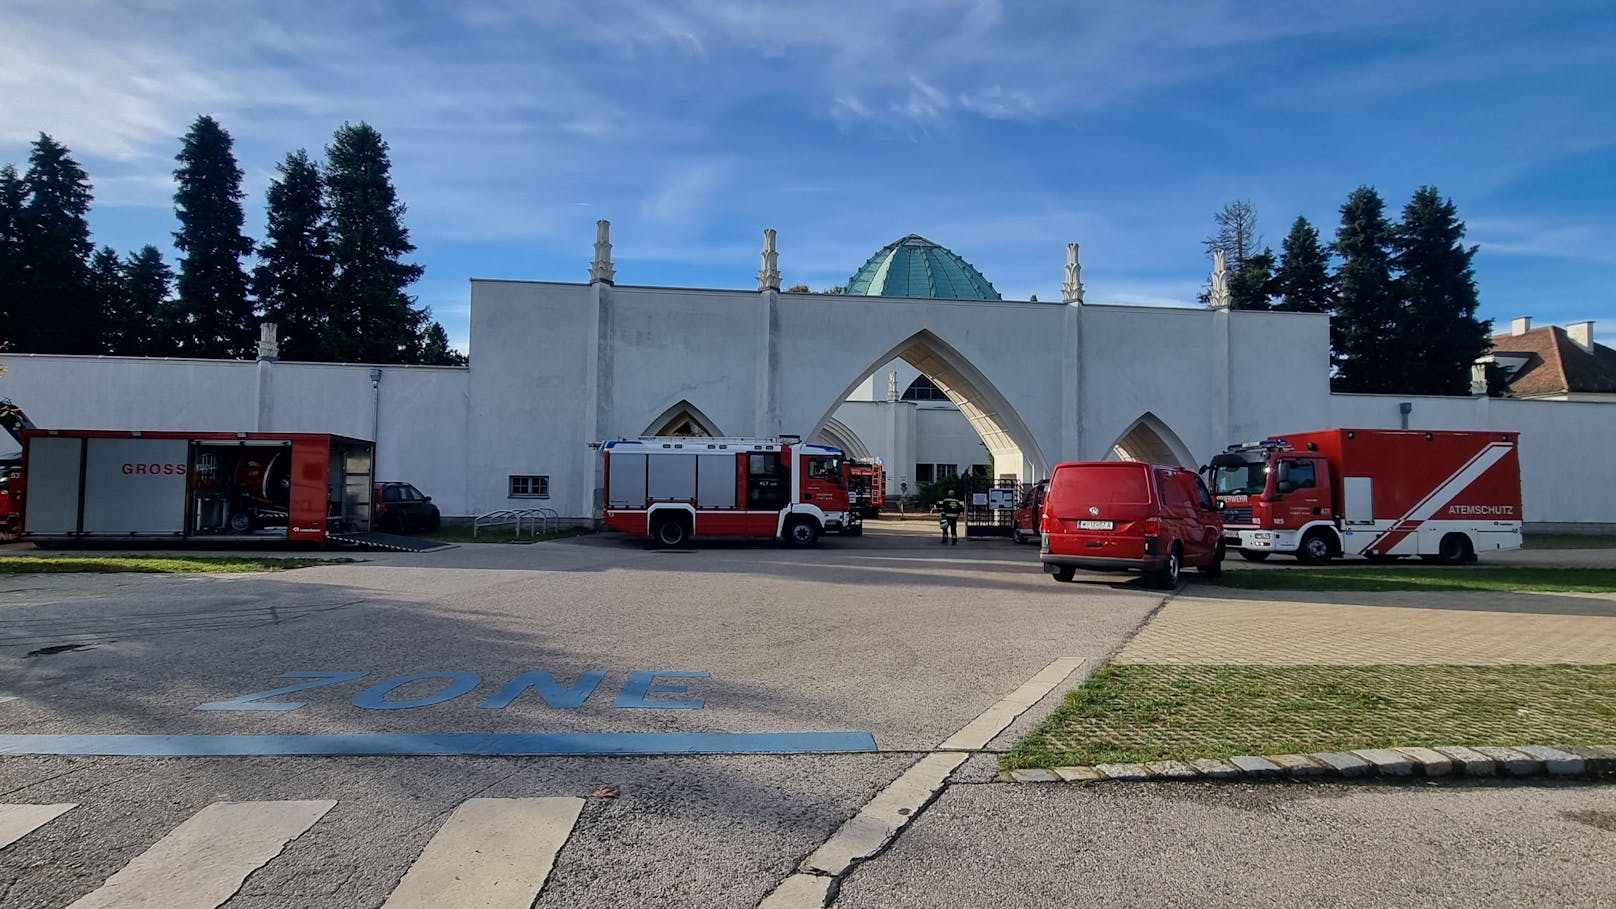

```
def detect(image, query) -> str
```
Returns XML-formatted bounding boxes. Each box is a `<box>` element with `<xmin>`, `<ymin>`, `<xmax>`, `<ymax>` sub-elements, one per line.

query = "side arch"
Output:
<box><xmin>1107</xmin><ymin>412</ymin><xmax>1197</xmax><ymax>468</ymax></box>
<box><xmin>642</xmin><ymin>399</ymin><xmax>724</xmax><ymax>437</ymax></box>
<box><xmin>811</xmin><ymin>416</ymin><xmax>872</xmax><ymax>460</ymax></box>
<box><xmin>808</xmin><ymin>329</ymin><xmax>1046</xmax><ymax>481</ymax></box>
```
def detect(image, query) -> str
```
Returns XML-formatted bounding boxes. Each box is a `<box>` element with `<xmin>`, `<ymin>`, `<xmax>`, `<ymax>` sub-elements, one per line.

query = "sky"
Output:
<box><xmin>3</xmin><ymin>0</ymin><xmax>1613</xmax><ymax>354</ymax></box>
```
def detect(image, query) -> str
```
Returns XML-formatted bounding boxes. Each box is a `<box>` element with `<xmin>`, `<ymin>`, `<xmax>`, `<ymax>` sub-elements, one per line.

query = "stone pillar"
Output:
<box><xmin>1208</xmin><ymin>249</ymin><xmax>1231</xmax><ymax>310</ymax></box>
<box><xmin>1061</xmin><ymin>243</ymin><xmax>1085</xmax><ymax>305</ymax></box>
<box><xmin>757</xmin><ymin>228</ymin><xmax>781</xmax><ymax>292</ymax></box>
<box><xmin>589</xmin><ymin>219</ymin><xmax>615</xmax><ymax>284</ymax></box>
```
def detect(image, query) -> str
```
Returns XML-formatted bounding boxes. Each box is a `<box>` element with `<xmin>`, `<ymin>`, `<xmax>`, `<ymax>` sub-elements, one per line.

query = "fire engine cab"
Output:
<box><xmin>1207</xmin><ymin>428</ymin><xmax>1522</xmax><ymax>564</ymax></box>
<box><xmin>600</xmin><ymin>436</ymin><xmax>856</xmax><ymax>547</ymax></box>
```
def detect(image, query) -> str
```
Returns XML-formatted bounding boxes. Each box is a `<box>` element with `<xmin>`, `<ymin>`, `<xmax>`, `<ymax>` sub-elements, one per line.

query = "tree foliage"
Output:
<box><xmin>121</xmin><ymin>246</ymin><xmax>173</xmax><ymax>356</ymax></box>
<box><xmin>172</xmin><ymin>116</ymin><xmax>254</xmax><ymax>358</ymax></box>
<box><xmin>1273</xmin><ymin>216</ymin><xmax>1334</xmax><ymax>313</ymax></box>
<box><xmin>1330</xmin><ymin>186</ymin><xmax>1403</xmax><ymax>392</ymax></box>
<box><xmin>1229</xmin><ymin>247</ymin><xmax>1277</xmax><ymax>311</ymax></box>
<box><xmin>1203</xmin><ymin>200</ymin><xmax>1261</xmax><ymax>273</ymax></box>
<box><xmin>1393</xmin><ymin>186</ymin><xmax>1491</xmax><ymax>395</ymax></box>
<box><xmin>89</xmin><ymin>246</ymin><xmax>126</xmax><ymax>354</ymax></box>
<box><xmin>255</xmin><ymin>149</ymin><xmax>335</xmax><ymax>361</ymax></box>
<box><xmin>7</xmin><ymin>136</ymin><xmax>99</xmax><ymax>353</ymax></box>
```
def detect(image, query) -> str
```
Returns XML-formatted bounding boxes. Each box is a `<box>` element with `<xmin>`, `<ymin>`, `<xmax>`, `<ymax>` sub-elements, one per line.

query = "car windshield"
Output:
<box><xmin>1211</xmin><ymin>461</ymin><xmax>1268</xmax><ymax>495</ymax></box>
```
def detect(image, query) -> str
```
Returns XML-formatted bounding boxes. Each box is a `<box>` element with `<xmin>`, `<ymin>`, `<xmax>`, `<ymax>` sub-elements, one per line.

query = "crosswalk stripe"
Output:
<box><xmin>383</xmin><ymin>797</ymin><xmax>584</xmax><ymax>909</ymax></box>
<box><xmin>65</xmin><ymin>800</ymin><xmax>335</xmax><ymax>909</ymax></box>
<box><xmin>0</xmin><ymin>803</ymin><xmax>76</xmax><ymax>850</ymax></box>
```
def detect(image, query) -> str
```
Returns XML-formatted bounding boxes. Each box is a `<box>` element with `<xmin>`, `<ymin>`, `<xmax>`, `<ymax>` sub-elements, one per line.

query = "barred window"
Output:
<box><xmin>509</xmin><ymin>475</ymin><xmax>549</xmax><ymax>498</ymax></box>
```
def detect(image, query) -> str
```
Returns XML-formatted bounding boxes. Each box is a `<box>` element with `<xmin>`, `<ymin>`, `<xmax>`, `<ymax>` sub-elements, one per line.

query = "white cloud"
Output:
<box><xmin>639</xmin><ymin>160</ymin><xmax>729</xmax><ymax>226</ymax></box>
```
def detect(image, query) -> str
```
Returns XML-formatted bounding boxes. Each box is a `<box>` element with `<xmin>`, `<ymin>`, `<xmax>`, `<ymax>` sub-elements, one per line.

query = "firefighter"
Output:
<box><xmin>937</xmin><ymin>490</ymin><xmax>965</xmax><ymax>544</ymax></box>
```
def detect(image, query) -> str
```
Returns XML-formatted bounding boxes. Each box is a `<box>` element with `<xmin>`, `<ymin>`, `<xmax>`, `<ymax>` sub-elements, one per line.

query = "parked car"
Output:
<box><xmin>1038</xmin><ymin>461</ymin><xmax>1222</xmax><ymax>588</ymax></box>
<box><xmin>373</xmin><ymin>481</ymin><xmax>441</xmax><ymax>533</ymax></box>
<box><xmin>1011</xmin><ymin>480</ymin><xmax>1046</xmax><ymax>544</ymax></box>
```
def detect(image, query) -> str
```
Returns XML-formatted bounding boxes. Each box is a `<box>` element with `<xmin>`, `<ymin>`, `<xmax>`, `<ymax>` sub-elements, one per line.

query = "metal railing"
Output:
<box><xmin>473</xmin><ymin>507</ymin><xmax>562</xmax><ymax>539</ymax></box>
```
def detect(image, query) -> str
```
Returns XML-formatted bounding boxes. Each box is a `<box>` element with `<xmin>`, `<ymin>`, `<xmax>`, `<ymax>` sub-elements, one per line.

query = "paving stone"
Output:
<box><xmin>1228</xmin><ymin>755</ymin><xmax>1282</xmax><ymax>779</ymax></box>
<box><xmin>1351</xmin><ymin>749</ymin><xmax>1414</xmax><ymax>777</ymax></box>
<box><xmin>1143</xmin><ymin>760</ymin><xmax>1199</xmax><ymax>780</ymax></box>
<box><xmin>1094</xmin><ymin>762</ymin><xmax>1151</xmax><ymax>782</ymax></box>
<box><xmin>1516</xmin><ymin>746</ymin><xmax>1585</xmax><ymax>776</ymax></box>
<box><xmin>1434</xmin><ymin>746</ymin><xmax>1498</xmax><ymax>776</ymax></box>
<box><xmin>1394</xmin><ymin>747</ymin><xmax>1455</xmax><ymax>777</ymax></box>
<box><xmin>1188</xmin><ymin>758</ymin><xmax>1242</xmax><ymax>779</ymax></box>
<box><xmin>1053</xmin><ymin>766</ymin><xmax>1106</xmax><ymax>783</ymax></box>
<box><xmin>1475</xmin><ymin>746</ymin><xmax>1542</xmax><ymax>776</ymax></box>
<box><xmin>1009</xmin><ymin>768</ymin><xmax>1061</xmax><ymax>783</ymax></box>
<box><xmin>1311</xmin><ymin>752</ymin><xmax>1371</xmax><ymax>778</ymax></box>
<box><xmin>1268</xmin><ymin>754</ymin><xmax>1328</xmax><ymax>778</ymax></box>
<box><xmin>1560</xmin><ymin>745</ymin><xmax>1616</xmax><ymax>775</ymax></box>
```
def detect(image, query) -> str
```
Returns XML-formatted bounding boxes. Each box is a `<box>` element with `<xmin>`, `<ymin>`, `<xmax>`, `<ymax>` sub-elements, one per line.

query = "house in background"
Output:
<box><xmin>1487</xmin><ymin>317</ymin><xmax>1616</xmax><ymax>401</ymax></box>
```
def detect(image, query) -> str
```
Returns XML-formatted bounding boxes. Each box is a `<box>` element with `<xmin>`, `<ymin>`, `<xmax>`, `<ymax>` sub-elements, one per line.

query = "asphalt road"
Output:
<box><xmin>1</xmin><ymin>524</ymin><xmax>1612</xmax><ymax>908</ymax></box>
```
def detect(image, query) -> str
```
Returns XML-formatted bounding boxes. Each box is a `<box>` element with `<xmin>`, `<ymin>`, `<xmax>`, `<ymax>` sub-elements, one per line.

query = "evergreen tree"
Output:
<box><xmin>255</xmin><ymin>149</ymin><xmax>335</xmax><ymax>361</ymax></box>
<box><xmin>1331</xmin><ymin>186</ymin><xmax>1401</xmax><ymax>392</ymax></box>
<box><xmin>325</xmin><ymin>122</ymin><xmax>426</xmax><ymax>363</ymax></box>
<box><xmin>420</xmin><ymin>321</ymin><xmax>466</xmax><ymax>366</ymax></box>
<box><xmin>1393</xmin><ymin>186</ymin><xmax>1490</xmax><ymax>395</ymax></box>
<box><xmin>122</xmin><ymin>246</ymin><xmax>173</xmax><ymax>356</ymax></box>
<box><xmin>173</xmin><ymin>115</ymin><xmax>254</xmax><ymax>358</ymax></box>
<box><xmin>0</xmin><ymin>165</ymin><xmax>25</xmax><ymax>344</ymax></box>
<box><xmin>16</xmin><ymin>135</ymin><xmax>98</xmax><ymax>353</ymax></box>
<box><xmin>1229</xmin><ymin>247</ymin><xmax>1277</xmax><ymax>311</ymax></box>
<box><xmin>1203</xmin><ymin>200</ymin><xmax>1261</xmax><ymax>273</ymax></box>
<box><xmin>1273</xmin><ymin>216</ymin><xmax>1334</xmax><ymax>313</ymax></box>
<box><xmin>89</xmin><ymin>246</ymin><xmax>126</xmax><ymax>353</ymax></box>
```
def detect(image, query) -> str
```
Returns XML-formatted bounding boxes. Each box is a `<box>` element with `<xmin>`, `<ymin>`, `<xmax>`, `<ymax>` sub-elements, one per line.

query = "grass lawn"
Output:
<box><xmin>1525</xmin><ymin>533</ymin><xmax>1616</xmax><ymax>550</ymax></box>
<box><xmin>0</xmin><ymin>555</ymin><xmax>339</xmax><ymax>574</ymax></box>
<box><xmin>424</xmin><ymin>526</ymin><xmax>592</xmax><ymax>545</ymax></box>
<box><xmin>1004</xmin><ymin>663</ymin><xmax>1616</xmax><ymax>770</ymax></box>
<box><xmin>1212</xmin><ymin>567</ymin><xmax>1616</xmax><ymax>593</ymax></box>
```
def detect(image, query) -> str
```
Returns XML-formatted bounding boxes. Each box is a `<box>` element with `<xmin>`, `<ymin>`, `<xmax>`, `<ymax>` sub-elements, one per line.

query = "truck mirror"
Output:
<box><xmin>1214</xmin><ymin>500</ymin><xmax>1225</xmax><ymax>510</ymax></box>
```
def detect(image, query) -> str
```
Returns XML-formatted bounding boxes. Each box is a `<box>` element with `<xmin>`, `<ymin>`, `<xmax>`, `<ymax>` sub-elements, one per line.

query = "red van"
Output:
<box><xmin>1011</xmin><ymin>480</ymin><xmax>1046</xmax><ymax>544</ymax></box>
<box><xmin>1038</xmin><ymin>461</ymin><xmax>1223</xmax><ymax>588</ymax></box>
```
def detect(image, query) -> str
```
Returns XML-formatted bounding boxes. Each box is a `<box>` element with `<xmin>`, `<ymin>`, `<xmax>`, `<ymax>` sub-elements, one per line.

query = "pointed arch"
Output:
<box><xmin>643</xmin><ymin>399</ymin><xmax>723</xmax><ymax>437</ymax></box>
<box><xmin>809</xmin><ymin>329</ymin><xmax>1046</xmax><ymax>481</ymax></box>
<box><xmin>811</xmin><ymin>416</ymin><xmax>872</xmax><ymax>460</ymax></box>
<box><xmin>1108</xmin><ymin>412</ymin><xmax>1196</xmax><ymax>468</ymax></box>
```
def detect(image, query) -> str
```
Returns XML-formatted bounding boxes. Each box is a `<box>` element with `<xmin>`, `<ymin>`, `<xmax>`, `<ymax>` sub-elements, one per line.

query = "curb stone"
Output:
<box><xmin>1004</xmin><ymin>744</ymin><xmax>1616</xmax><ymax>784</ymax></box>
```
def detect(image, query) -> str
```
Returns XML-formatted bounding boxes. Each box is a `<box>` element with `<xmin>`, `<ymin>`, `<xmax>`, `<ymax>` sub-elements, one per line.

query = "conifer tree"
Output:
<box><xmin>1331</xmin><ymin>186</ymin><xmax>1401</xmax><ymax>392</ymax></box>
<box><xmin>89</xmin><ymin>246</ymin><xmax>126</xmax><ymax>353</ymax></box>
<box><xmin>122</xmin><ymin>246</ymin><xmax>173</xmax><ymax>356</ymax></box>
<box><xmin>1229</xmin><ymin>247</ymin><xmax>1277</xmax><ymax>311</ymax></box>
<box><xmin>420</xmin><ymin>321</ymin><xmax>466</xmax><ymax>366</ymax></box>
<box><xmin>1203</xmin><ymin>200</ymin><xmax>1261</xmax><ymax>273</ymax></box>
<box><xmin>1273</xmin><ymin>216</ymin><xmax>1334</xmax><ymax>313</ymax></box>
<box><xmin>255</xmin><ymin>149</ymin><xmax>335</xmax><ymax>361</ymax></box>
<box><xmin>16</xmin><ymin>135</ymin><xmax>97</xmax><ymax>353</ymax></box>
<box><xmin>325</xmin><ymin>122</ymin><xmax>426</xmax><ymax>363</ymax></box>
<box><xmin>173</xmin><ymin>115</ymin><xmax>254</xmax><ymax>358</ymax></box>
<box><xmin>1394</xmin><ymin>186</ymin><xmax>1490</xmax><ymax>395</ymax></box>
<box><xmin>0</xmin><ymin>165</ymin><xmax>25</xmax><ymax>344</ymax></box>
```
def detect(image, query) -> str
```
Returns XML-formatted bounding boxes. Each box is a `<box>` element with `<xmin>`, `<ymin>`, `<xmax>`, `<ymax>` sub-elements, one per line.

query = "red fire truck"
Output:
<box><xmin>17</xmin><ymin>429</ymin><xmax>377</xmax><ymax>544</ymax></box>
<box><xmin>847</xmin><ymin>459</ymin><xmax>886</xmax><ymax>518</ymax></box>
<box><xmin>1206</xmin><ymin>428</ymin><xmax>1522</xmax><ymax>564</ymax></box>
<box><xmin>600</xmin><ymin>436</ymin><xmax>857</xmax><ymax>547</ymax></box>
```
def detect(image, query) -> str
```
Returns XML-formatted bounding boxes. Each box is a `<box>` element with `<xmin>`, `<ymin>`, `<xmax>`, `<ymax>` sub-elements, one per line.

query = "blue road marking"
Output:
<box><xmin>351</xmin><ymin>672</ymin><xmax>483</xmax><ymax>710</ymax></box>
<box><xmin>613</xmin><ymin>671</ymin><xmax>708</xmax><ymax>709</ymax></box>
<box><xmin>0</xmin><ymin>731</ymin><xmax>879</xmax><ymax>756</ymax></box>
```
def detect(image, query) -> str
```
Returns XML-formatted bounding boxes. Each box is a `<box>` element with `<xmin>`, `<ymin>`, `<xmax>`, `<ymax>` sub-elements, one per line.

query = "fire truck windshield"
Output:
<box><xmin>808</xmin><ymin>456</ymin><xmax>844</xmax><ymax>485</ymax></box>
<box><xmin>1210</xmin><ymin>457</ymin><xmax>1269</xmax><ymax>495</ymax></box>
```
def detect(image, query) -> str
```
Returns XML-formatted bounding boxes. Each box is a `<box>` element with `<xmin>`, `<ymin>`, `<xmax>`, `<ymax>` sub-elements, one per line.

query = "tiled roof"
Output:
<box><xmin>845</xmin><ymin>235</ymin><xmax>1001</xmax><ymax>301</ymax></box>
<box><xmin>1490</xmin><ymin>326</ymin><xmax>1616</xmax><ymax>397</ymax></box>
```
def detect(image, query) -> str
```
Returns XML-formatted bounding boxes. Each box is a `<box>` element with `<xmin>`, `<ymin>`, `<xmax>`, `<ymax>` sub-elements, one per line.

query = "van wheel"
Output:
<box><xmin>1200</xmin><ymin>543</ymin><xmax>1225</xmax><ymax>577</ymax></box>
<box><xmin>653</xmin><ymin>517</ymin><xmax>690</xmax><ymax>548</ymax></box>
<box><xmin>1436</xmin><ymin>533</ymin><xmax>1472</xmax><ymax>565</ymax></box>
<box><xmin>1051</xmin><ymin>566</ymin><xmax>1075</xmax><ymax>583</ymax></box>
<box><xmin>1297</xmin><ymin>530</ymin><xmax>1334</xmax><ymax>565</ymax></box>
<box><xmin>1238</xmin><ymin>550</ymin><xmax>1269</xmax><ymax>562</ymax></box>
<box><xmin>784</xmin><ymin>518</ymin><xmax>820</xmax><ymax>547</ymax></box>
<box><xmin>1152</xmin><ymin>546</ymin><xmax>1182</xmax><ymax>589</ymax></box>
<box><xmin>1011</xmin><ymin>528</ymin><xmax>1026</xmax><ymax>545</ymax></box>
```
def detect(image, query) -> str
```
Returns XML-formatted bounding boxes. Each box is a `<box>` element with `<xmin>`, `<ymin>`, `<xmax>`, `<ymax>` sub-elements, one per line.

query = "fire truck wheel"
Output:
<box><xmin>228</xmin><ymin>511</ymin><xmax>253</xmax><ymax>533</ymax></box>
<box><xmin>1297</xmin><ymin>530</ymin><xmax>1334</xmax><ymax>565</ymax></box>
<box><xmin>784</xmin><ymin>518</ymin><xmax>820</xmax><ymax>547</ymax></box>
<box><xmin>1436</xmin><ymin>533</ymin><xmax>1473</xmax><ymax>565</ymax></box>
<box><xmin>1238</xmin><ymin>550</ymin><xmax>1270</xmax><ymax>562</ymax></box>
<box><xmin>653</xmin><ymin>517</ymin><xmax>690</xmax><ymax>548</ymax></box>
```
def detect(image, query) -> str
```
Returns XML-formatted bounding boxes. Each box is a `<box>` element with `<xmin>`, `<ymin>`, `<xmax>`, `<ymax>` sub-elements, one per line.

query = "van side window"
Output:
<box><xmin>1194</xmin><ymin>476</ymin><xmax>1215</xmax><ymax>510</ymax></box>
<box><xmin>1157</xmin><ymin>470</ymin><xmax>1196</xmax><ymax>516</ymax></box>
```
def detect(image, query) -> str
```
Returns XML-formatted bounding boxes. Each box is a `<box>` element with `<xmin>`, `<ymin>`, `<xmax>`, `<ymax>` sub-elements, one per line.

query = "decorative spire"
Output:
<box><xmin>1061</xmin><ymin>242</ymin><xmax>1085</xmax><ymax>304</ymax></box>
<box><xmin>589</xmin><ymin>219</ymin><xmax>615</xmax><ymax>284</ymax></box>
<box><xmin>758</xmin><ymin>228</ymin><xmax>781</xmax><ymax>291</ymax></box>
<box><xmin>1208</xmin><ymin>248</ymin><xmax>1231</xmax><ymax>310</ymax></box>
<box><xmin>256</xmin><ymin>322</ymin><xmax>279</xmax><ymax>361</ymax></box>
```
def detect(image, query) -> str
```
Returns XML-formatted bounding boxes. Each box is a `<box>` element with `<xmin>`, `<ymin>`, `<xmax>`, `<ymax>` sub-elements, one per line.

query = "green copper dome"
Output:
<box><xmin>845</xmin><ymin>235</ymin><xmax>1001</xmax><ymax>301</ymax></box>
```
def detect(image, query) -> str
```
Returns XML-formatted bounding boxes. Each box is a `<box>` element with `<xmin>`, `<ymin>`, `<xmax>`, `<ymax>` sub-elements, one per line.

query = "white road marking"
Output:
<box><xmin>760</xmin><ymin>656</ymin><xmax>1089</xmax><ymax>907</ymax></box>
<box><xmin>65</xmin><ymin>800</ymin><xmax>334</xmax><ymax>909</ymax></box>
<box><xmin>382</xmin><ymin>797</ymin><xmax>584</xmax><ymax>909</ymax></box>
<box><xmin>0</xmin><ymin>803</ymin><xmax>76</xmax><ymax>850</ymax></box>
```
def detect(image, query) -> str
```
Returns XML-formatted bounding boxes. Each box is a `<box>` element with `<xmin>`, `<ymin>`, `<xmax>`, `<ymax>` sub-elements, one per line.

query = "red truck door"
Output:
<box><xmin>1271</xmin><ymin>455</ymin><xmax>1328</xmax><ymax>529</ymax></box>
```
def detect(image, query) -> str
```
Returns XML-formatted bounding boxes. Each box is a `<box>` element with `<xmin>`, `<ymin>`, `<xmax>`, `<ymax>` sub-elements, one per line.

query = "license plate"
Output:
<box><xmin>1077</xmin><ymin>520</ymin><xmax>1113</xmax><ymax>530</ymax></box>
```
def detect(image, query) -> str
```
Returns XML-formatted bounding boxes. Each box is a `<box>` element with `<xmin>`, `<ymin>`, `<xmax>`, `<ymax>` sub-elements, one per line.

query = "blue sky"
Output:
<box><xmin>3</xmin><ymin>0</ymin><xmax>1613</xmax><ymax>353</ymax></box>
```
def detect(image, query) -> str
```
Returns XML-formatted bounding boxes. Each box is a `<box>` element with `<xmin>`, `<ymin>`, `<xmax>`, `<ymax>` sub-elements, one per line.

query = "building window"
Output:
<box><xmin>915</xmin><ymin>463</ymin><xmax>935</xmax><ymax>483</ymax></box>
<box><xmin>900</xmin><ymin>375</ymin><xmax>952</xmax><ymax>402</ymax></box>
<box><xmin>509</xmin><ymin>475</ymin><xmax>549</xmax><ymax>498</ymax></box>
<box><xmin>936</xmin><ymin>464</ymin><xmax>959</xmax><ymax>480</ymax></box>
